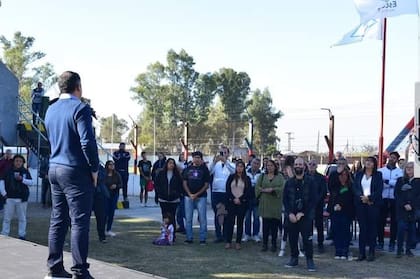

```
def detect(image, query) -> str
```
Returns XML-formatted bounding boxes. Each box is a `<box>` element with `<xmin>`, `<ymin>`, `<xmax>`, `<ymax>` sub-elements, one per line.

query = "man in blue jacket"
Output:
<box><xmin>44</xmin><ymin>71</ymin><xmax>99</xmax><ymax>279</ymax></box>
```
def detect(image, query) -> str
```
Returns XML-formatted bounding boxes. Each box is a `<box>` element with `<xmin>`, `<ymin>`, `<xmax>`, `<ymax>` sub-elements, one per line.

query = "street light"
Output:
<box><xmin>321</xmin><ymin>108</ymin><xmax>335</xmax><ymax>163</ymax></box>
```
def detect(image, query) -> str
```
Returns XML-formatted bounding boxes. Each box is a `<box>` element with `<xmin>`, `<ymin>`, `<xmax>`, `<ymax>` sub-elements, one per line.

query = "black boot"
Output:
<box><xmin>261</xmin><ymin>244</ymin><xmax>268</xmax><ymax>252</ymax></box>
<box><xmin>306</xmin><ymin>258</ymin><xmax>316</xmax><ymax>272</ymax></box>
<box><xmin>285</xmin><ymin>257</ymin><xmax>298</xmax><ymax>268</ymax></box>
<box><xmin>367</xmin><ymin>250</ymin><xmax>375</xmax><ymax>262</ymax></box>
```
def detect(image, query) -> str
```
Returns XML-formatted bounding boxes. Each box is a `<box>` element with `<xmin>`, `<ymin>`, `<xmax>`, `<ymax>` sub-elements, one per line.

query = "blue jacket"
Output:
<box><xmin>45</xmin><ymin>94</ymin><xmax>99</xmax><ymax>172</ymax></box>
<box><xmin>353</xmin><ymin>171</ymin><xmax>383</xmax><ymax>207</ymax></box>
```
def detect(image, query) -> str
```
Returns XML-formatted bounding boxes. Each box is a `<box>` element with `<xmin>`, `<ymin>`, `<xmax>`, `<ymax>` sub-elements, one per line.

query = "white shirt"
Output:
<box><xmin>209</xmin><ymin>160</ymin><xmax>235</xmax><ymax>192</ymax></box>
<box><xmin>361</xmin><ymin>174</ymin><xmax>372</xmax><ymax>197</ymax></box>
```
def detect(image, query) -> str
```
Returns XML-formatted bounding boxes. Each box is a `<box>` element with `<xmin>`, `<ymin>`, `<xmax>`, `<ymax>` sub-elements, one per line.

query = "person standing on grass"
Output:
<box><xmin>328</xmin><ymin>158</ymin><xmax>355</xmax><ymax>260</ymax></box>
<box><xmin>306</xmin><ymin>159</ymin><xmax>327</xmax><ymax>254</ymax></box>
<box><xmin>103</xmin><ymin>160</ymin><xmax>122</xmax><ymax>238</ymax></box>
<box><xmin>377</xmin><ymin>151</ymin><xmax>403</xmax><ymax>252</ymax></box>
<box><xmin>244</xmin><ymin>158</ymin><xmax>262</xmax><ymax>243</ymax></box>
<box><xmin>394</xmin><ymin>162</ymin><xmax>420</xmax><ymax>258</ymax></box>
<box><xmin>353</xmin><ymin>156</ymin><xmax>383</xmax><ymax>262</ymax></box>
<box><xmin>224</xmin><ymin>161</ymin><xmax>252</xmax><ymax>250</ymax></box>
<box><xmin>44</xmin><ymin>71</ymin><xmax>99</xmax><ymax>279</ymax></box>
<box><xmin>154</xmin><ymin>158</ymin><xmax>183</xmax><ymax>241</ymax></box>
<box><xmin>209</xmin><ymin>146</ymin><xmax>235</xmax><ymax>243</ymax></box>
<box><xmin>255</xmin><ymin>159</ymin><xmax>284</xmax><ymax>253</ymax></box>
<box><xmin>182</xmin><ymin>151</ymin><xmax>211</xmax><ymax>245</ymax></box>
<box><xmin>137</xmin><ymin>152</ymin><xmax>152</xmax><ymax>206</ymax></box>
<box><xmin>283</xmin><ymin>157</ymin><xmax>317</xmax><ymax>272</ymax></box>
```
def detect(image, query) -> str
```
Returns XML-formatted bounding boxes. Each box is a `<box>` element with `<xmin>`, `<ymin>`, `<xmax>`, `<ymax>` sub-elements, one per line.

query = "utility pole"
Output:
<box><xmin>285</xmin><ymin>132</ymin><xmax>294</xmax><ymax>152</ymax></box>
<box><xmin>316</xmin><ymin>130</ymin><xmax>320</xmax><ymax>154</ymax></box>
<box><xmin>129</xmin><ymin>115</ymin><xmax>138</xmax><ymax>175</ymax></box>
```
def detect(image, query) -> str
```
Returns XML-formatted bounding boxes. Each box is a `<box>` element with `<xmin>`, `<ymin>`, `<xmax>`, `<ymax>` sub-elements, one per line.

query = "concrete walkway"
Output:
<box><xmin>0</xmin><ymin>235</ymin><xmax>165</xmax><ymax>279</ymax></box>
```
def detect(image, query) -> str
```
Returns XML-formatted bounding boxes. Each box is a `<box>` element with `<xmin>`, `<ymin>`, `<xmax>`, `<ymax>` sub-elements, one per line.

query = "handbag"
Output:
<box><xmin>146</xmin><ymin>180</ymin><xmax>154</xmax><ymax>192</ymax></box>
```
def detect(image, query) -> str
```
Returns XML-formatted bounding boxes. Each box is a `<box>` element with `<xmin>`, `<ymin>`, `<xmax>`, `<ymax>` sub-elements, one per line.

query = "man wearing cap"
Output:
<box><xmin>377</xmin><ymin>151</ymin><xmax>403</xmax><ymax>252</ymax></box>
<box><xmin>182</xmin><ymin>151</ymin><xmax>211</xmax><ymax>245</ymax></box>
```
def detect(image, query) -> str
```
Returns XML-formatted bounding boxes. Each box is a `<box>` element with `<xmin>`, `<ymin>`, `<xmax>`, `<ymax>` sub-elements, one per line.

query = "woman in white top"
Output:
<box><xmin>352</xmin><ymin>156</ymin><xmax>383</xmax><ymax>262</ymax></box>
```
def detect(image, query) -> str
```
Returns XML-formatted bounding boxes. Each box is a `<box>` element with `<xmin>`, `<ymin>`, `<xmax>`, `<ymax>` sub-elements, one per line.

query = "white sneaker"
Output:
<box><xmin>334</xmin><ymin>256</ymin><xmax>341</xmax><ymax>260</ymax></box>
<box><xmin>298</xmin><ymin>251</ymin><xmax>305</xmax><ymax>258</ymax></box>
<box><xmin>106</xmin><ymin>230</ymin><xmax>116</xmax><ymax>237</ymax></box>
<box><xmin>253</xmin><ymin>235</ymin><xmax>261</xmax><ymax>243</ymax></box>
<box><xmin>242</xmin><ymin>235</ymin><xmax>250</xmax><ymax>242</ymax></box>
<box><xmin>278</xmin><ymin>249</ymin><xmax>285</xmax><ymax>257</ymax></box>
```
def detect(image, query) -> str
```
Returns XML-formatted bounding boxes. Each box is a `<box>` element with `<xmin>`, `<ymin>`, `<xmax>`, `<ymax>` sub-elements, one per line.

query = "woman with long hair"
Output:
<box><xmin>256</xmin><ymin>159</ymin><xmax>285</xmax><ymax>252</ymax></box>
<box><xmin>328</xmin><ymin>158</ymin><xmax>355</xmax><ymax>260</ymax></box>
<box><xmin>154</xmin><ymin>158</ymin><xmax>183</xmax><ymax>238</ymax></box>
<box><xmin>104</xmin><ymin>160</ymin><xmax>122</xmax><ymax>237</ymax></box>
<box><xmin>224</xmin><ymin>161</ymin><xmax>252</xmax><ymax>250</ymax></box>
<box><xmin>353</xmin><ymin>156</ymin><xmax>383</xmax><ymax>261</ymax></box>
<box><xmin>394</xmin><ymin>162</ymin><xmax>420</xmax><ymax>257</ymax></box>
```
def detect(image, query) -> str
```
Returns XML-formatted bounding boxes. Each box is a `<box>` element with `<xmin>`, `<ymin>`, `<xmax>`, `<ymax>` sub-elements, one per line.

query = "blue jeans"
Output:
<box><xmin>211</xmin><ymin>192</ymin><xmax>227</xmax><ymax>240</ymax></box>
<box><xmin>331</xmin><ymin>211</ymin><xmax>351</xmax><ymax>257</ymax></box>
<box><xmin>397</xmin><ymin>220</ymin><xmax>416</xmax><ymax>251</ymax></box>
<box><xmin>106</xmin><ymin>193</ymin><xmax>119</xmax><ymax>231</ymax></box>
<box><xmin>184</xmin><ymin>196</ymin><xmax>207</xmax><ymax>242</ymax></box>
<box><xmin>244</xmin><ymin>203</ymin><xmax>260</xmax><ymax>237</ymax></box>
<box><xmin>47</xmin><ymin>165</ymin><xmax>94</xmax><ymax>276</ymax></box>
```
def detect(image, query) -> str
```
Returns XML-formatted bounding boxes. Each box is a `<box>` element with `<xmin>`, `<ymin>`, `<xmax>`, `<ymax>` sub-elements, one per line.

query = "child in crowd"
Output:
<box><xmin>153</xmin><ymin>213</ymin><xmax>174</xmax><ymax>246</ymax></box>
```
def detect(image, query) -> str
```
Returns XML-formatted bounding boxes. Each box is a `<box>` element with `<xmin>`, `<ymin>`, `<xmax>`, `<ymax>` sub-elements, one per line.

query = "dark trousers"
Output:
<box><xmin>118</xmin><ymin>170</ymin><xmax>129</xmax><ymax>199</ymax></box>
<box><xmin>378</xmin><ymin>198</ymin><xmax>397</xmax><ymax>245</ymax></box>
<box><xmin>160</xmin><ymin>202</ymin><xmax>179</xmax><ymax>240</ymax></box>
<box><xmin>211</xmin><ymin>192</ymin><xmax>227</xmax><ymax>240</ymax></box>
<box><xmin>262</xmin><ymin>218</ymin><xmax>280</xmax><ymax>248</ymax></box>
<box><xmin>176</xmin><ymin>196</ymin><xmax>185</xmax><ymax>230</ymax></box>
<box><xmin>397</xmin><ymin>220</ymin><xmax>416</xmax><ymax>252</ymax></box>
<box><xmin>92</xmin><ymin>191</ymin><xmax>106</xmax><ymax>241</ymax></box>
<box><xmin>356</xmin><ymin>204</ymin><xmax>379</xmax><ymax>257</ymax></box>
<box><xmin>331</xmin><ymin>211</ymin><xmax>351</xmax><ymax>257</ymax></box>
<box><xmin>288</xmin><ymin>218</ymin><xmax>314</xmax><ymax>259</ymax></box>
<box><xmin>314</xmin><ymin>202</ymin><xmax>324</xmax><ymax>246</ymax></box>
<box><xmin>47</xmin><ymin>166</ymin><xmax>94</xmax><ymax>276</ymax></box>
<box><xmin>105</xmin><ymin>193</ymin><xmax>119</xmax><ymax>231</ymax></box>
<box><xmin>225</xmin><ymin>203</ymin><xmax>247</xmax><ymax>243</ymax></box>
<box><xmin>32</xmin><ymin>102</ymin><xmax>41</xmax><ymax>125</ymax></box>
<box><xmin>41</xmin><ymin>178</ymin><xmax>51</xmax><ymax>206</ymax></box>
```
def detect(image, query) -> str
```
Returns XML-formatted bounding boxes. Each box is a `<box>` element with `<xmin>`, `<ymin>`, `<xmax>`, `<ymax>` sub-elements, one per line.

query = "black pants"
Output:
<box><xmin>262</xmin><ymin>218</ymin><xmax>280</xmax><ymax>248</ymax></box>
<box><xmin>378</xmin><ymin>198</ymin><xmax>396</xmax><ymax>245</ymax></box>
<box><xmin>356</xmin><ymin>204</ymin><xmax>379</xmax><ymax>257</ymax></box>
<box><xmin>92</xmin><ymin>190</ymin><xmax>106</xmax><ymax>241</ymax></box>
<box><xmin>118</xmin><ymin>170</ymin><xmax>129</xmax><ymax>199</ymax></box>
<box><xmin>225</xmin><ymin>204</ymin><xmax>247</xmax><ymax>243</ymax></box>
<box><xmin>288</xmin><ymin>218</ymin><xmax>314</xmax><ymax>259</ymax></box>
<box><xmin>314</xmin><ymin>202</ymin><xmax>324</xmax><ymax>246</ymax></box>
<box><xmin>41</xmin><ymin>178</ymin><xmax>51</xmax><ymax>206</ymax></box>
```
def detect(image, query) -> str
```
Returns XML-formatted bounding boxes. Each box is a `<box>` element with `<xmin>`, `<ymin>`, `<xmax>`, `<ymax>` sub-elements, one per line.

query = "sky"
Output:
<box><xmin>0</xmin><ymin>0</ymin><xmax>418</xmax><ymax>155</ymax></box>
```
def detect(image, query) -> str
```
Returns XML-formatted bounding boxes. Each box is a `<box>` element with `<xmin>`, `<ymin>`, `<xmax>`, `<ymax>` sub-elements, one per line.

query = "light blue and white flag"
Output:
<box><xmin>332</xmin><ymin>18</ymin><xmax>383</xmax><ymax>47</ymax></box>
<box><xmin>354</xmin><ymin>0</ymin><xmax>419</xmax><ymax>22</ymax></box>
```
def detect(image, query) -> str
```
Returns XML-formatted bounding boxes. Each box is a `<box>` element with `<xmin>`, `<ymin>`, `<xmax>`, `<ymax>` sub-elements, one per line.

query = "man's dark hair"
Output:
<box><xmin>389</xmin><ymin>151</ymin><xmax>400</xmax><ymax>159</ymax></box>
<box><xmin>58</xmin><ymin>71</ymin><xmax>81</xmax><ymax>93</ymax></box>
<box><xmin>141</xmin><ymin>151</ymin><xmax>146</xmax><ymax>156</ymax></box>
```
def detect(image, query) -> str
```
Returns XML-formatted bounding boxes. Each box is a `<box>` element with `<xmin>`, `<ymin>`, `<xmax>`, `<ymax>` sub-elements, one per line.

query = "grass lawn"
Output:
<box><xmin>2</xmin><ymin>202</ymin><xmax>419</xmax><ymax>279</ymax></box>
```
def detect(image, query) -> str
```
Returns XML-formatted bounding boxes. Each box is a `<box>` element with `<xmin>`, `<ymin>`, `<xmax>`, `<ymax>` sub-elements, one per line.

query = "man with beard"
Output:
<box><xmin>284</xmin><ymin>157</ymin><xmax>317</xmax><ymax>272</ymax></box>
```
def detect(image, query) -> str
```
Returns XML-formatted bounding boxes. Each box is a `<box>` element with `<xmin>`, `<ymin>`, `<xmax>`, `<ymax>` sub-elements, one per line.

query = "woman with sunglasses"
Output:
<box><xmin>353</xmin><ymin>156</ymin><xmax>383</xmax><ymax>261</ymax></box>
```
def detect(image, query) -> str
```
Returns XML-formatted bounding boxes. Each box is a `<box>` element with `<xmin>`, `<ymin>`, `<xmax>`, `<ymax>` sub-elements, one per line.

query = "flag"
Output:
<box><xmin>332</xmin><ymin>18</ymin><xmax>383</xmax><ymax>47</ymax></box>
<box><xmin>354</xmin><ymin>0</ymin><xmax>419</xmax><ymax>22</ymax></box>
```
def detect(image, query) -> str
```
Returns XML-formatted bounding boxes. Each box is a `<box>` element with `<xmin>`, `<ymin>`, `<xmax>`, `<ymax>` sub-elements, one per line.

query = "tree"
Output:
<box><xmin>247</xmin><ymin>88</ymin><xmax>283</xmax><ymax>155</ymax></box>
<box><xmin>99</xmin><ymin>114</ymin><xmax>129</xmax><ymax>143</ymax></box>
<box><xmin>0</xmin><ymin>31</ymin><xmax>57</xmax><ymax>103</ymax></box>
<box><xmin>215</xmin><ymin>68</ymin><xmax>251</xmax><ymax>154</ymax></box>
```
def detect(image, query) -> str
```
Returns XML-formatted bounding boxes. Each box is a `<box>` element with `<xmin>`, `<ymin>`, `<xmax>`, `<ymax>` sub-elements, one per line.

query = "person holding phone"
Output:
<box><xmin>209</xmin><ymin>146</ymin><xmax>235</xmax><ymax>243</ymax></box>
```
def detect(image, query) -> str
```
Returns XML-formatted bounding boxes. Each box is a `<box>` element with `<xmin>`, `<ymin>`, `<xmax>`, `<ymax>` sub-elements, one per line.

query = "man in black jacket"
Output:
<box><xmin>306</xmin><ymin>159</ymin><xmax>327</xmax><ymax>253</ymax></box>
<box><xmin>284</xmin><ymin>157</ymin><xmax>317</xmax><ymax>272</ymax></box>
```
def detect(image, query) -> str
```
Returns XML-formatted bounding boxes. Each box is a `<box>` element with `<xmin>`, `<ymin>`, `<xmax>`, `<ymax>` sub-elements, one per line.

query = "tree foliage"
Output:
<box><xmin>131</xmin><ymin>49</ymin><xmax>282</xmax><ymax>156</ymax></box>
<box><xmin>0</xmin><ymin>31</ymin><xmax>57</xmax><ymax>103</ymax></box>
<box><xmin>99</xmin><ymin>114</ymin><xmax>129</xmax><ymax>143</ymax></box>
<box><xmin>247</xmin><ymin>88</ymin><xmax>283</xmax><ymax>155</ymax></box>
